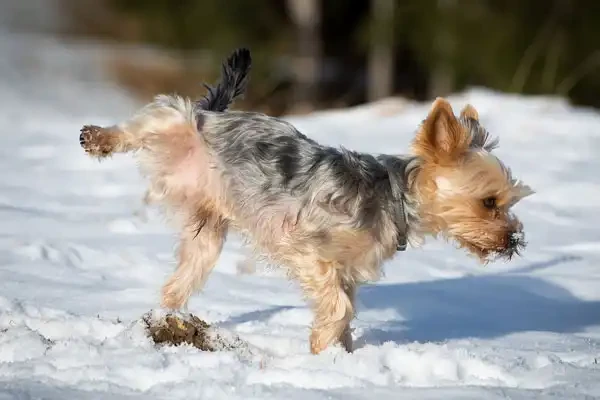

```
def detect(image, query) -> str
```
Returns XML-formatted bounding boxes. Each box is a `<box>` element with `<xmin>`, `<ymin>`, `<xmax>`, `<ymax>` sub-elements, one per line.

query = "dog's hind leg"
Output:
<box><xmin>79</xmin><ymin>95</ymin><xmax>195</xmax><ymax>159</ymax></box>
<box><xmin>161</xmin><ymin>210</ymin><xmax>228</xmax><ymax>310</ymax></box>
<box><xmin>79</xmin><ymin>124</ymin><xmax>137</xmax><ymax>158</ymax></box>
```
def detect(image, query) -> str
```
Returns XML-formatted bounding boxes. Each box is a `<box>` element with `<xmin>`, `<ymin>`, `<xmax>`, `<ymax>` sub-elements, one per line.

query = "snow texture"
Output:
<box><xmin>0</xmin><ymin>30</ymin><xmax>599</xmax><ymax>400</ymax></box>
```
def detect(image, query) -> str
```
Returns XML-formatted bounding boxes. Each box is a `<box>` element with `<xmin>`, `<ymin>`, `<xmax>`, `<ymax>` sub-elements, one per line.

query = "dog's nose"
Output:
<box><xmin>507</xmin><ymin>231</ymin><xmax>523</xmax><ymax>248</ymax></box>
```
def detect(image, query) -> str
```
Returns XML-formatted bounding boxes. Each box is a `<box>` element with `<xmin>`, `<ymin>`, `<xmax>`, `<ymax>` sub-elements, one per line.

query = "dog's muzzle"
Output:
<box><xmin>501</xmin><ymin>230</ymin><xmax>526</xmax><ymax>260</ymax></box>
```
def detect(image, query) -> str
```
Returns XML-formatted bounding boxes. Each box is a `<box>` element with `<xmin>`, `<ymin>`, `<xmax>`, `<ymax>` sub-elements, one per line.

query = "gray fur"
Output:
<box><xmin>461</xmin><ymin>116</ymin><xmax>500</xmax><ymax>152</ymax></box>
<box><xmin>201</xmin><ymin>110</ymin><xmax>420</xmax><ymax>250</ymax></box>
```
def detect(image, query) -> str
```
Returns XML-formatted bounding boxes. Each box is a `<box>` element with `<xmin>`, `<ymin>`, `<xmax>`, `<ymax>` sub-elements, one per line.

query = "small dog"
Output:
<box><xmin>79</xmin><ymin>48</ymin><xmax>533</xmax><ymax>354</ymax></box>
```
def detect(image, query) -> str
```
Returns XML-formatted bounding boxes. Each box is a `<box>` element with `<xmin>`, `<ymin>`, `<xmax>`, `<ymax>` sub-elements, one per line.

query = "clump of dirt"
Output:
<box><xmin>142</xmin><ymin>311</ymin><xmax>248</xmax><ymax>353</ymax></box>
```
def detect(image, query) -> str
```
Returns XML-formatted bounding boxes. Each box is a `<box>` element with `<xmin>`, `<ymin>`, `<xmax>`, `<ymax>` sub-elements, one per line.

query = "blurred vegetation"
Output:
<box><xmin>60</xmin><ymin>0</ymin><xmax>600</xmax><ymax>114</ymax></box>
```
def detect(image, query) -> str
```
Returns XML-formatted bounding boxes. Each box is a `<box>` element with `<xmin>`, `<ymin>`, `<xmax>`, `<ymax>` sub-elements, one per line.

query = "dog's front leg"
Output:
<box><xmin>297</xmin><ymin>260</ymin><xmax>355</xmax><ymax>354</ymax></box>
<box><xmin>338</xmin><ymin>281</ymin><xmax>356</xmax><ymax>352</ymax></box>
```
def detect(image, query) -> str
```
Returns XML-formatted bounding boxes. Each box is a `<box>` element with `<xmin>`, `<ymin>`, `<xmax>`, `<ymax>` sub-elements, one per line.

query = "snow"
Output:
<box><xmin>0</xmin><ymin>30</ymin><xmax>600</xmax><ymax>400</ymax></box>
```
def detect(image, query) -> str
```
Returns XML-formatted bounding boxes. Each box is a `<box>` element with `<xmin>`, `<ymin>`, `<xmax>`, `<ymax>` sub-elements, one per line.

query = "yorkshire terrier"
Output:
<box><xmin>79</xmin><ymin>48</ymin><xmax>533</xmax><ymax>354</ymax></box>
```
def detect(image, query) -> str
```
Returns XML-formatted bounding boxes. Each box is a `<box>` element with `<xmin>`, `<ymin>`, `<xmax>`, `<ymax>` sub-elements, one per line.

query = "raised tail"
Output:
<box><xmin>196</xmin><ymin>48</ymin><xmax>252</xmax><ymax>112</ymax></box>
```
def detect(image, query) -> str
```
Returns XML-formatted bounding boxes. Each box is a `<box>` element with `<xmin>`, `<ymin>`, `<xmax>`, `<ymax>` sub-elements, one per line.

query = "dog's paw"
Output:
<box><xmin>161</xmin><ymin>283</ymin><xmax>189</xmax><ymax>310</ymax></box>
<box><xmin>79</xmin><ymin>125</ymin><xmax>112</xmax><ymax>157</ymax></box>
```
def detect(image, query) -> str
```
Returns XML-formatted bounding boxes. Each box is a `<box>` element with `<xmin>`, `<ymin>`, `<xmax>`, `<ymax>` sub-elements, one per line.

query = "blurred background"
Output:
<box><xmin>3</xmin><ymin>0</ymin><xmax>600</xmax><ymax>116</ymax></box>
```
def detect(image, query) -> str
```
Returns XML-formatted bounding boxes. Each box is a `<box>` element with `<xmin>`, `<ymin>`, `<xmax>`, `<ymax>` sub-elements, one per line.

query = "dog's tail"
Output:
<box><xmin>196</xmin><ymin>48</ymin><xmax>252</xmax><ymax>112</ymax></box>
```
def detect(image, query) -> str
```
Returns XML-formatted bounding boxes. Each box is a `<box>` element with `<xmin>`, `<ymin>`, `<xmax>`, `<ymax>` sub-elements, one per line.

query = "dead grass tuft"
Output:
<box><xmin>142</xmin><ymin>311</ymin><xmax>248</xmax><ymax>352</ymax></box>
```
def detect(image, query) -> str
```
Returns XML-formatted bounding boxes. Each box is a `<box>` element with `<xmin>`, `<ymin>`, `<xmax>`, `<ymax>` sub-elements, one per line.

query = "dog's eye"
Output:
<box><xmin>482</xmin><ymin>197</ymin><xmax>497</xmax><ymax>209</ymax></box>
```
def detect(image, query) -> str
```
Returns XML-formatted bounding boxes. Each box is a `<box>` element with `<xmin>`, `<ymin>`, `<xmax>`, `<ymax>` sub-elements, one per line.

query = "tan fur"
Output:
<box><xmin>81</xmin><ymin>99</ymin><xmax>233</xmax><ymax>305</ymax></box>
<box><xmin>80</xmin><ymin>125</ymin><xmax>138</xmax><ymax>156</ymax></box>
<box><xmin>411</xmin><ymin>99</ymin><xmax>532</xmax><ymax>263</ymax></box>
<box><xmin>162</xmin><ymin>210</ymin><xmax>228</xmax><ymax>309</ymax></box>
<box><xmin>412</xmin><ymin>98</ymin><xmax>471</xmax><ymax>164</ymax></box>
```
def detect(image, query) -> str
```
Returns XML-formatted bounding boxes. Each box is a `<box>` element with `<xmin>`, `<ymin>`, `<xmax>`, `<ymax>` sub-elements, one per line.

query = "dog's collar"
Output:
<box><xmin>395</xmin><ymin>194</ymin><xmax>408</xmax><ymax>252</ymax></box>
<box><xmin>377</xmin><ymin>154</ymin><xmax>410</xmax><ymax>253</ymax></box>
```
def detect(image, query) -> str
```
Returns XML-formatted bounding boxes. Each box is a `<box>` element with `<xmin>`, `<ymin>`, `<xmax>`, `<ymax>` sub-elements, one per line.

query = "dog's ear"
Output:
<box><xmin>460</xmin><ymin>104</ymin><xmax>479</xmax><ymax>121</ymax></box>
<box><xmin>412</xmin><ymin>97</ymin><xmax>469</xmax><ymax>163</ymax></box>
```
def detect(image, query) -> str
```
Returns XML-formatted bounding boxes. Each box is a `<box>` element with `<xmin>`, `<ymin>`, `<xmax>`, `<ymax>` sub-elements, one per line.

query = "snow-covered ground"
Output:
<box><xmin>1</xmin><ymin>30</ymin><xmax>600</xmax><ymax>400</ymax></box>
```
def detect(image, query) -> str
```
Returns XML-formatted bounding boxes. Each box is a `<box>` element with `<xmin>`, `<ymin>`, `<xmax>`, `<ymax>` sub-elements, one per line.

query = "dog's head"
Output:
<box><xmin>410</xmin><ymin>98</ymin><xmax>533</xmax><ymax>263</ymax></box>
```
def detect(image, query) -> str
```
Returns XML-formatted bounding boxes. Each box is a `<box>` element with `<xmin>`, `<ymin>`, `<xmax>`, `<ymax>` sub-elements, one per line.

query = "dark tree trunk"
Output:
<box><xmin>286</xmin><ymin>0</ymin><xmax>322</xmax><ymax>109</ymax></box>
<box><xmin>367</xmin><ymin>0</ymin><xmax>395</xmax><ymax>102</ymax></box>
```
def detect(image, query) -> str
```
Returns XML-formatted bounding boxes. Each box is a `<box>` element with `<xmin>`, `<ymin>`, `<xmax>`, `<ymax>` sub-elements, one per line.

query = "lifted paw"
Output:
<box><xmin>79</xmin><ymin>125</ymin><xmax>112</xmax><ymax>157</ymax></box>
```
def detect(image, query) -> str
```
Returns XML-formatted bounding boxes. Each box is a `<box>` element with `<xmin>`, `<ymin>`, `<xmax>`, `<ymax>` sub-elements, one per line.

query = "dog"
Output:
<box><xmin>79</xmin><ymin>48</ymin><xmax>534</xmax><ymax>354</ymax></box>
